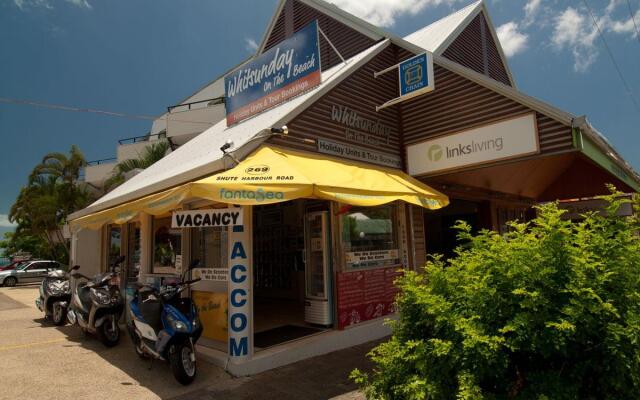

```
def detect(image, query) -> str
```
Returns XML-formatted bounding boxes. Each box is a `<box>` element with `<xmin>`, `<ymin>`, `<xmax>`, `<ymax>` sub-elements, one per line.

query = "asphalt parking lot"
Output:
<box><xmin>0</xmin><ymin>286</ymin><xmax>370</xmax><ymax>400</ymax></box>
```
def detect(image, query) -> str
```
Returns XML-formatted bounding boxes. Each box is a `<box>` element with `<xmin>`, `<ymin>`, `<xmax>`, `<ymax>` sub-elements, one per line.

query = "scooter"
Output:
<box><xmin>127</xmin><ymin>260</ymin><xmax>203</xmax><ymax>385</ymax></box>
<box><xmin>67</xmin><ymin>256</ymin><xmax>125</xmax><ymax>347</ymax></box>
<box><xmin>36</xmin><ymin>265</ymin><xmax>79</xmax><ymax>326</ymax></box>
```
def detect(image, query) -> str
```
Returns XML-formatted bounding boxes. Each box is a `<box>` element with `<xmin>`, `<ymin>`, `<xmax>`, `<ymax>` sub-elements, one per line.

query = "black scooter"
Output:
<box><xmin>67</xmin><ymin>256</ymin><xmax>125</xmax><ymax>347</ymax></box>
<box><xmin>36</xmin><ymin>265</ymin><xmax>79</xmax><ymax>325</ymax></box>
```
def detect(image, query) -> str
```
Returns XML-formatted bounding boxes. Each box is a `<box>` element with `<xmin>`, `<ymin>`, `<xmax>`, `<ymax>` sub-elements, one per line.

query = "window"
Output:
<box><xmin>126</xmin><ymin>222</ymin><xmax>141</xmax><ymax>283</ymax></box>
<box><xmin>340</xmin><ymin>204</ymin><xmax>400</xmax><ymax>269</ymax></box>
<box><xmin>190</xmin><ymin>227</ymin><xmax>227</xmax><ymax>270</ymax></box>
<box><xmin>152</xmin><ymin>217</ymin><xmax>182</xmax><ymax>274</ymax></box>
<box><xmin>106</xmin><ymin>225</ymin><xmax>122</xmax><ymax>269</ymax></box>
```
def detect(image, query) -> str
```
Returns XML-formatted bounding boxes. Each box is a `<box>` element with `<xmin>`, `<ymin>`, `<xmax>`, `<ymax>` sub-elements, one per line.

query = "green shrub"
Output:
<box><xmin>353</xmin><ymin>189</ymin><xmax>640</xmax><ymax>399</ymax></box>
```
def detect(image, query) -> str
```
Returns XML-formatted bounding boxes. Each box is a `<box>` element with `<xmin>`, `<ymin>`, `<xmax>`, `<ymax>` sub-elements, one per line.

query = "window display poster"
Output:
<box><xmin>192</xmin><ymin>291</ymin><xmax>228</xmax><ymax>342</ymax></box>
<box><xmin>336</xmin><ymin>266</ymin><xmax>403</xmax><ymax>329</ymax></box>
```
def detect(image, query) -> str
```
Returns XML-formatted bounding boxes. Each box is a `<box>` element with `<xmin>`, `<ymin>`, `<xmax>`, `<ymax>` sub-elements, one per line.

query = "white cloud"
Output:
<box><xmin>0</xmin><ymin>215</ymin><xmax>17</xmax><ymax>228</ymax></box>
<box><xmin>552</xmin><ymin>7</ymin><xmax>599</xmax><ymax>72</ymax></box>
<box><xmin>12</xmin><ymin>0</ymin><xmax>91</xmax><ymax>10</ymax></box>
<box><xmin>65</xmin><ymin>0</ymin><xmax>91</xmax><ymax>9</ymax></box>
<box><xmin>523</xmin><ymin>0</ymin><xmax>541</xmax><ymax>27</ymax></box>
<box><xmin>497</xmin><ymin>21</ymin><xmax>528</xmax><ymax>57</ymax></box>
<box><xmin>244</xmin><ymin>37</ymin><xmax>259</xmax><ymax>52</ymax></box>
<box><xmin>330</xmin><ymin>0</ymin><xmax>462</xmax><ymax>27</ymax></box>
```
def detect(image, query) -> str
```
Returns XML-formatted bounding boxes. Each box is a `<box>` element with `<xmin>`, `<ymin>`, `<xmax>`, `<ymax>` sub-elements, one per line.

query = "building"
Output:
<box><xmin>68</xmin><ymin>0</ymin><xmax>639</xmax><ymax>376</ymax></box>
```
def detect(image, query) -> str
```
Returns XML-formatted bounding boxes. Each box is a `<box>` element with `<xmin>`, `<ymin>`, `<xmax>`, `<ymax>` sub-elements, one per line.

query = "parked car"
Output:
<box><xmin>0</xmin><ymin>261</ymin><xmax>29</xmax><ymax>272</ymax></box>
<box><xmin>0</xmin><ymin>260</ymin><xmax>63</xmax><ymax>287</ymax></box>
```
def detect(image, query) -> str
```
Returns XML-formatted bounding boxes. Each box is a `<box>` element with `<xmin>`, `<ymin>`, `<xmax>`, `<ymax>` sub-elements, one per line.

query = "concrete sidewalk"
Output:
<box><xmin>172</xmin><ymin>341</ymin><xmax>377</xmax><ymax>400</ymax></box>
<box><xmin>0</xmin><ymin>285</ymin><xmax>377</xmax><ymax>400</ymax></box>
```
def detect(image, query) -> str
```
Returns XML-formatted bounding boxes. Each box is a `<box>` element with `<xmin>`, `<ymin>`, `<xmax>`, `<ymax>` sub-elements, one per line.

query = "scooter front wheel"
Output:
<box><xmin>169</xmin><ymin>341</ymin><xmax>196</xmax><ymax>385</ymax></box>
<box><xmin>52</xmin><ymin>302</ymin><xmax>67</xmax><ymax>326</ymax></box>
<box><xmin>97</xmin><ymin>314</ymin><xmax>120</xmax><ymax>347</ymax></box>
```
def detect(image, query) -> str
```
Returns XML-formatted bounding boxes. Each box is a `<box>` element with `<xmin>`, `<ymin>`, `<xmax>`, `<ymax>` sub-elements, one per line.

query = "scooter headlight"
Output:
<box><xmin>47</xmin><ymin>280</ymin><xmax>68</xmax><ymax>295</ymax></box>
<box><xmin>166</xmin><ymin>314</ymin><xmax>189</xmax><ymax>332</ymax></box>
<box><xmin>91</xmin><ymin>288</ymin><xmax>111</xmax><ymax>305</ymax></box>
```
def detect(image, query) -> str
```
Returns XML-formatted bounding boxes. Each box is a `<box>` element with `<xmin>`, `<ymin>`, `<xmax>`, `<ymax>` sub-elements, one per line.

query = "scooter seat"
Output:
<box><xmin>77</xmin><ymin>284</ymin><xmax>93</xmax><ymax>310</ymax></box>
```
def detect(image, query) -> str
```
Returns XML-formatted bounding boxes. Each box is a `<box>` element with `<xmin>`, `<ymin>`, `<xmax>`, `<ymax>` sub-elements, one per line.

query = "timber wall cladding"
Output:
<box><xmin>270</xmin><ymin>46</ymin><xmax>403</xmax><ymax>158</ymax></box>
<box><xmin>442</xmin><ymin>12</ymin><xmax>511</xmax><ymax>86</ymax></box>
<box><xmin>400</xmin><ymin>65</ymin><xmax>574</xmax><ymax>155</ymax></box>
<box><xmin>263</xmin><ymin>0</ymin><xmax>376</xmax><ymax>71</ymax></box>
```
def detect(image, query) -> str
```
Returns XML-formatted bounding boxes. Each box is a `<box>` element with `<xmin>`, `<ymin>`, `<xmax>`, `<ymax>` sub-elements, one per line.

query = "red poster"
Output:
<box><xmin>336</xmin><ymin>266</ymin><xmax>403</xmax><ymax>329</ymax></box>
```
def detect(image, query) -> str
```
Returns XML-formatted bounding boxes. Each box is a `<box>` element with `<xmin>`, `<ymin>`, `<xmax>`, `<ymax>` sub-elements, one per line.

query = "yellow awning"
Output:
<box><xmin>71</xmin><ymin>146</ymin><xmax>448</xmax><ymax>230</ymax></box>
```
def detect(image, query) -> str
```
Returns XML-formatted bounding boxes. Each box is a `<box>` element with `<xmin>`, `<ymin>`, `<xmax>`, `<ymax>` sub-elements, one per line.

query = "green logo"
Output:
<box><xmin>427</xmin><ymin>145</ymin><xmax>443</xmax><ymax>162</ymax></box>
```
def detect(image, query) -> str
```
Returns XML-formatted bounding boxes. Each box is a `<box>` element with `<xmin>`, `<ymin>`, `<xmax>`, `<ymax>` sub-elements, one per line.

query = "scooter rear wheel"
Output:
<box><xmin>169</xmin><ymin>341</ymin><xmax>196</xmax><ymax>385</ymax></box>
<box><xmin>97</xmin><ymin>314</ymin><xmax>120</xmax><ymax>347</ymax></box>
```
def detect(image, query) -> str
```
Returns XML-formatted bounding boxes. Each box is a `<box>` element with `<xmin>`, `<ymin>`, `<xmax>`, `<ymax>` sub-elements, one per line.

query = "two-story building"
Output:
<box><xmin>68</xmin><ymin>0</ymin><xmax>639</xmax><ymax>376</ymax></box>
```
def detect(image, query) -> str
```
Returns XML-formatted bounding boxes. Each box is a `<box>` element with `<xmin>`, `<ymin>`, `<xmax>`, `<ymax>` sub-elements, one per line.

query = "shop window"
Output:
<box><xmin>191</xmin><ymin>227</ymin><xmax>227</xmax><ymax>270</ymax></box>
<box><xmin>126</xmin><ymin>222</ymin><xmax>141</xmax><ymax>283</ymax></box>
<box><xmin>152</xmin><ymin>216</ymin><xmax>182</xmax><ymax>274</ymax></box>
<box><xmin>106</xmin><ymin>225</ymin><xmax>121</xmax><ymax>270</ymax></box>
<box><xmin>341</xmin><ymin>204</ymin><xmax>400</xmax><ymax>269</ymax></box>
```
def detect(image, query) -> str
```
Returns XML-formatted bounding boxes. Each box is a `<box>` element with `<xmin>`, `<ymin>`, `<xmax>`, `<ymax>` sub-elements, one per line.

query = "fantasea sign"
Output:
<box><xmin>171</xmin><ymin>208</ymin><xmax>243</xmax><ymax>228</ymax></box>
<box><xmin>224</xmin><ymin>20</ymin><xmax>321</xmax><ymax>125</ymax></box>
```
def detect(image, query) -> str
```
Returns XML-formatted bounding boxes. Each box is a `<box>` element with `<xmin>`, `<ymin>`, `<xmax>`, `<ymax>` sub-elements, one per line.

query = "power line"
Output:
<box><xmin>625</xmin><ymin>0</ymin><xmax>640</xmax><ymax>45</ymax></box>
<box><xmin>0</xmin><ymin>97</ymin><xmax>216</xmax><ymax>126</ymax></box>
<box><xmin>581</xmin><ymin>0</ymin><xmax>640</xmax><ymax>114</ymax></box>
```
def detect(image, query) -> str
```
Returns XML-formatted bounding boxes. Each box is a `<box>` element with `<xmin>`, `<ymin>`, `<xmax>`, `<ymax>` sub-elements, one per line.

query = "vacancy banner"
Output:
<box><xmin>224</xmin><ymin>20</ymin><xmax>321</xmax><ymax>125</ymax></box>
<box><xmin>171</xmin><ymin>208</ymin><xmax>243</xmax><ymax>228</ymax></box>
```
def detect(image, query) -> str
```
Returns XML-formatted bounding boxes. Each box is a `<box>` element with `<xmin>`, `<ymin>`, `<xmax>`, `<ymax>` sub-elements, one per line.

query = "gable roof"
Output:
<box><xmin>70</xmin><ymin>40</ymin><xmax>391</xmax><ymax>220</ymax></box>
<box><xmin>403</xmin><ymin>0</ymin><xmax>515</xmax><ymax>86</ymax></box>
<box><xmin>403</xmin><ymin>0</ymin><xmax>482</xmax><ymax>53</ymax></box>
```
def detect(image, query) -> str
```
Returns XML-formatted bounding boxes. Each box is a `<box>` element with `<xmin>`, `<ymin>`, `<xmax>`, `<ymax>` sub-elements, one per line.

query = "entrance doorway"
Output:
<box><xmin>424</xmin><ymin>199</ymin><xmax>491</xmax><ymax>258</ymax></box>
<box><xmin>252</xmin><ymin>200</ymin><xmax>331</xmax><ymax>349</ymax></box>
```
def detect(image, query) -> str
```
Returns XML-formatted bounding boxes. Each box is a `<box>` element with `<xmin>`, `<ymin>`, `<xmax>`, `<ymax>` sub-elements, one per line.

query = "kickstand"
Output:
<box><xmin>148</xmin><ymin>357</ymin><xmax>154</xmax><ymax>370</ymax></box>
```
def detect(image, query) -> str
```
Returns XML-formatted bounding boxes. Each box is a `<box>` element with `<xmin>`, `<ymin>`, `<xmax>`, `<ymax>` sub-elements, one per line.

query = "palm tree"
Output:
<box><xmin>104</xmin><ymin>141</ymin><xmax>170</xmax><ymax>192</ymax></box>
<box><xmin>10</xmin><ymin>145</ymin><xmax>92</xmax><ymax>261</ymax></box>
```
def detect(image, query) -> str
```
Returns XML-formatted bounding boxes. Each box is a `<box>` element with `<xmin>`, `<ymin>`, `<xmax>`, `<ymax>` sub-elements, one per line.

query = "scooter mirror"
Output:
<box><xmin>115</xmin><ymin>255</ymin><xmax>126</xmax><ymax>264</ymax></box>
<box><xmin>71</xmin><ymin>265</ymin><xmax>81</xmax><ymax>271</ymax></box>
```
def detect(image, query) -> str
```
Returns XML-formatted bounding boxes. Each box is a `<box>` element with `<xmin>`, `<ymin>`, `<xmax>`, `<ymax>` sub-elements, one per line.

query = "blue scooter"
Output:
<box><xmin>127</xmin><ymin>260</ymin><xmax>203</xmax><ymax>385</ymax></box>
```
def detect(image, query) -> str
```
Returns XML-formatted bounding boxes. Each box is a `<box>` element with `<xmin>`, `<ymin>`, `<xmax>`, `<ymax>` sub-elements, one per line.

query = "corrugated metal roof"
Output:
<box><xmin>70</xmin><ymin>40</ymin><xmax>391</xmax><ymax>220</ymax></box>
<box><xmin>403</xmin><ymin>0</ymin><xmax>482</xmax><ymax>53</ymax></box>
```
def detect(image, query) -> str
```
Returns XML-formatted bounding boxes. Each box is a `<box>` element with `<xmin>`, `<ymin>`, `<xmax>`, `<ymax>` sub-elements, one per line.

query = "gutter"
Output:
<box><xmin>571</xmin><ymin>116</ymin><xmax>640</xmax><ymax>191</ymax></box>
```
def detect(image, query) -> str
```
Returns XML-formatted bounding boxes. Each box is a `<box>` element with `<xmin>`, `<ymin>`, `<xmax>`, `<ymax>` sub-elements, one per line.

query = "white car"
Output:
<box><xmin>0</xmin><ymin>260</ymin><xmax>63</xmax><ymax>287</ymax></box>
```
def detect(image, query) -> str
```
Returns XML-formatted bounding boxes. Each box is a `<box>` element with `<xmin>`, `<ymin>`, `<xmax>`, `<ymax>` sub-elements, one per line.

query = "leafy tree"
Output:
<box><xmin>353</xmin><ymin>188</ymin><xmax>640</xmax><ymax>399</ymax></box>
<box><xmin>7</xmin><ymin>145</ymin><xmax>91</xmax><ymax>262</ymax></box>
<box><xmin>103</xmin><ymin>141</ymin><xmax>169</xmax><ymax>191</ymax></box>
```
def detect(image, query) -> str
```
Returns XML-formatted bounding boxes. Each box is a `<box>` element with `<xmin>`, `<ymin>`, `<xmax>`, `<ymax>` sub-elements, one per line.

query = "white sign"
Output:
<box><xmin>172</xmin><ymin>208</ymin><xmax>243</xmax><ymax>228</ymax></box>
<box><xmin>345</xmin><ymin>249</ymin><xmax>399</xmax><ymax>264</ymax></box>
<box><xmin>193</xmin><ymin>268</ymin><xmax>228</xmax><ymax>282</ymax></box>
<box><xmin>558</xmin><ymin>197</ymin><xmax>633</xmax><ymax>220</ymax></box>
<box><xmin>318</xmin><ymin>139</ymin><xmax>402</xmax><ymax>168</ymax></box>
<box><xmin>407</xmin><ymin>113</ymin><xmax>539</xmax><ymax>176</ymax></box>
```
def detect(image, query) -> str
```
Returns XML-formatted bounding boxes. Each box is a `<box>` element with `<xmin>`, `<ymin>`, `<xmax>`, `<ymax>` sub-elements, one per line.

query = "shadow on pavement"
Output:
<box><xmin>36</xmin><ymin>317</ymin><xmax>235</xmax><ymax>399</ymax></box>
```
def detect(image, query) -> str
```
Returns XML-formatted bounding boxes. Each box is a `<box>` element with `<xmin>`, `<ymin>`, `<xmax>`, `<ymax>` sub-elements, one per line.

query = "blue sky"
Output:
<box><xmin>1</xmin><ymin>0</ymin><xmax>639</xmax><ymax>239</ymax></box>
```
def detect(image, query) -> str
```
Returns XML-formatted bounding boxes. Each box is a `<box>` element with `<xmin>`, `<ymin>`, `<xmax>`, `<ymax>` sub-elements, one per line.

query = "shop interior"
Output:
<box><xmin>252</xmin><ymin>200</ymin><xmax>330</xmax><ymax>349</ymax></box>
<box><xmin>423</xmin><ymin>199</ymin><xmax>490</xmax><ymax>259</ymax></box>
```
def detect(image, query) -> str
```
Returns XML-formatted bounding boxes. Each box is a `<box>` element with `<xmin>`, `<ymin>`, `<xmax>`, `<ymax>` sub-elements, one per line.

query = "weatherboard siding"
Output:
<box><xmin>269</xmin><ymin>46</ymin><xmax>403</xmax><ymax>160</ymax></box>
<box><xmin>400</xmin><ymin>65</ymin><xmax>574</xmax><ymax>156</ymax></box>
<box><xmin>442</xmin><ymin>12</ymin><xmax>511</xmax><ymax>87</ymax></box>
<box><xmin>263</xmin><ymin>0</ymin><xmax>376</xmax><ymax>71</ymax></box>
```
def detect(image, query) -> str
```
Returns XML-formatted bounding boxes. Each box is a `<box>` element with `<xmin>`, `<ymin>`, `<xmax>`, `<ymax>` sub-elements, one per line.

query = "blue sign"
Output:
<box><xmin>399</xmin><ymin>53</ymin><xmax>431</xmax><ymax>97</ymax></box>
<box><xmin>224</xmin><ymin>20</ymin><xmax>321</xmax><ymax>125</ymax></box>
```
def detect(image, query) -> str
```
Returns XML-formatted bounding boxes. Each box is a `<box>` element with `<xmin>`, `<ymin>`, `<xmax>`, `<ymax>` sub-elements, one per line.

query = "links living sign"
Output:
<box><xmin>224</xmin><ymin>20</ymin><xmax>321</xmax><ymax>125</ymax></box>
<box><xmin>407</xmin><ymin>113</ymin><xmax>540</xmax><ymax>176</ymax></box>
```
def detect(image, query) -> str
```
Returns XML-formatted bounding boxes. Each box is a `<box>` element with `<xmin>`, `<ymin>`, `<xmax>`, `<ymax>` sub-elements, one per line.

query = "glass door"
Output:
<box><xmin>304</xmin><ymin>211</ymin><xmax>329</xmax><ymax>300</ymax></box>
